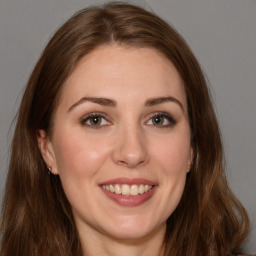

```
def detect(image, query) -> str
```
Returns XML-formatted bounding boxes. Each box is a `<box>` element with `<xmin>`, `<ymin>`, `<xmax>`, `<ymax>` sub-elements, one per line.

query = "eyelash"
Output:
<box><xmin>80</xmin><ymin>112</ymin><xmax>111</xmax><ymax>129</ymax></box>
<box><xmin>146</xmin><ymin>112</ymin><xmax>177</xmax><ymax>127</ymax></box>
<box><xmin>80</xmin><ymin>112</ymin><xmax>177</xmax><ymax>128</ymax></box>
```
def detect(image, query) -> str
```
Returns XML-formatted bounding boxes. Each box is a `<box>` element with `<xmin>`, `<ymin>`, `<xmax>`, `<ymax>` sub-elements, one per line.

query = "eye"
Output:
<box><xmin>81</xmin><ymin>113</ymin><xmax>111</xmax><ymax>128</ymax></box>
<box><xmin>146</xmin><ymin>112</ymin><xmax>177</xmax><ymax>127</ymax></box>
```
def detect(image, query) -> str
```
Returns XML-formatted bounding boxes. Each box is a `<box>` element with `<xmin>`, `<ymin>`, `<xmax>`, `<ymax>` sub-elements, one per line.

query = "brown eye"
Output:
<box><xmin>152</xmin><ymin>116</ymin><xmax>165</xmax><ymax>125</ymax></box>
<box><xmin>81</xmin><ymin>113</ymin><xmax>111</xmax><ymax>128</ymax></box>
<box><xmin>146</xmin><ymin>113</ymin><xmax>177</xmax><ymax>127</ymax></box>
<box><xmin>89</xmin><ymin>116</ymin><xmax>102</xmax><ymax>125</ymax></box>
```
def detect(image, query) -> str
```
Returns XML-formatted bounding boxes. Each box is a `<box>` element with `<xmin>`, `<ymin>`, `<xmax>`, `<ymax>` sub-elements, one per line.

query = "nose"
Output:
<box><xmin>112</xmin><ymin>125</ymin><xmax>149</xmax><ymax>169</ymax></box>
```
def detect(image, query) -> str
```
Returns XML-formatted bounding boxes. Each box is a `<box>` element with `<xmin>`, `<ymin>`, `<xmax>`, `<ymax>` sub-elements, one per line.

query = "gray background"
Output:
<box><xmin>0</xmin><ymin>0</ymin><xmax>255</xmax><ymax>253</ymax></box>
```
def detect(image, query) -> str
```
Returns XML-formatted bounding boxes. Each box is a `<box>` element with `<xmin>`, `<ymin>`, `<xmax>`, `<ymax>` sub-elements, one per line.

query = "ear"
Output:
<box><xmin>187</xmin><ymin>147</ymin><xmax>194</xmax><ymax>173</ymax></box>
<box><xmin>36</xmin><ymin>129</ymin><xmax>59</xmax><ymax>175</ymax></box>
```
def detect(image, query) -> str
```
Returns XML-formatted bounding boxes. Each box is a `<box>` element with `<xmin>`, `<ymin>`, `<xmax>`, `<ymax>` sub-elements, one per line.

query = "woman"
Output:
<box><xmin>0</xmin><ymin>2</ymin><xmax>250</xmax><ymax>256</ymax></box>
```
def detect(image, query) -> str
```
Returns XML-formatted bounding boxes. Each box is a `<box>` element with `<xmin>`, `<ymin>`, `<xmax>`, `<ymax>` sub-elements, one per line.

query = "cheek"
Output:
<box><xmin>145</xmin><ymin>132</ymin><xmax>190</xmax><ymax>222</ymax></box>
<box><xmin>152</xmin><ymin>132</ymin><xmax>191</xmax><ymax>175</ymax></box>
<box><xmin>51</xmin><ymin>132</ymin><xmax>113</xmax><ymax>213</ymax></box>
<box><xmin>52</xmin><ymin>132</ymin><xmax>111</xmax><ymax>179</ymax></box>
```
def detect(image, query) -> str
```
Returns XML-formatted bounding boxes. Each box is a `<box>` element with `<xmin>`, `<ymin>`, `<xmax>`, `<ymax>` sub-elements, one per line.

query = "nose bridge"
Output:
<box><xmin>112</xmin><ymin>121</ymin><xmax>149</xmax><ymax>168</ymax></box>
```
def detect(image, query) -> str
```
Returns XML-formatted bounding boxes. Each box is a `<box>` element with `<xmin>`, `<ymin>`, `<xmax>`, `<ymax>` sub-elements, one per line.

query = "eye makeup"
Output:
<box><xmin>79</xmin><ymin>110</ymin><xmax>177</xmax><ymax>130</ymax></box>
<box><xmin>80</xmin><ymin>112</ymin><xmax>111</xmax><ymax>128</ymax></box>
<box><xmin>145</xmin><ymin>111</ymin><xmax>177</xmax><ymax>128</ymax></box>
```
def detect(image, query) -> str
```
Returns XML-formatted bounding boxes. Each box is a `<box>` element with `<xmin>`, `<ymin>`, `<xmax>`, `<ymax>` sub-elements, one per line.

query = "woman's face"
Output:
<box><xmin>38</xmin><ymin>45</ymin><xmax>192</xmax><ymax>241</ymax></box>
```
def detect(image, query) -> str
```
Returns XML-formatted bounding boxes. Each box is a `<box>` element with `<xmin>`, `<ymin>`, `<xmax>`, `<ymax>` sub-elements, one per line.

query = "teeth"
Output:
<box><xmin>114</xmin><ymin>184</ymin><xmax>121</xmax><ymax>194</ymax></box>
<box><xmin>138</xmin><ymin>184</ymin><xmax>145</xmax><ymax>194</ymax></box>
<box><xmin>121</xmin><ymin>184</ymin><xmax>130</xmax><ymax>195</ymax></box>
<box><xmin>102</xmin><ymin>184</ymin><xmax>153</xmax><ymax>196</ymax></box>
<box><xmin>130</xmin><ymin>185</ymin><xmax>138</xmax><ymax>196</ymax></box>
<box><xmin>109</xmin><ymin>184</ymin><xmax>115</xmax><ymax>193</ymax></box>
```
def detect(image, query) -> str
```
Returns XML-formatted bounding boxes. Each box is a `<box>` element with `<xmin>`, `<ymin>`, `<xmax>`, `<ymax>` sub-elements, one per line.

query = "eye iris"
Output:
<box><xmin>153</xmin><ymin>116</ymin><xmax>164</xmax><ymax>125</ymax></box>
<box><xmin>90</xmin><ymin>116</ymin><xmax>101</xmax><ymax>125</ymax></box>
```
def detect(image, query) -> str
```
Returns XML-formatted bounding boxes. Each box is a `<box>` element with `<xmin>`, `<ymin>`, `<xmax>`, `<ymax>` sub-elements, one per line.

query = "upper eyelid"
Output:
<box><xmin>81</xmin><ymin>112</ymin><xmax>109</xmax><ymax>120</ymax></box>
<box><xmin>146</xmin><ymin>111</ymin><xmax>176</xmax><ymax>120</ymax></box>
<box><xmin>79</xmin><ymin>111</ymin><xmax>176</xmax><ymax>124</ymax></box>
<box><xmin>145</xmin><ymin>112</ymin><xmax>177</xmax><ymax>126</ymax></box>
<box><xmin>146</xmin><ymin>111</ymin><xmax>172</xmax><ymax>117</ymax></box>
<box><xmin>80</xmin><ymin>112</ymin><xmax>112</xmax><ymax>125</ymax></box>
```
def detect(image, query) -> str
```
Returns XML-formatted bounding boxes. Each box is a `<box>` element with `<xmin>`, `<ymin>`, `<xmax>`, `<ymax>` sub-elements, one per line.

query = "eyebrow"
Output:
<box><xmin>68</xmin><ymin>97</ymin><xmax>116</xmax><ymax>112</ymax></box>
<box><xmin>145</xmin><ymin>97</ymin><xmax>184</xmax><ymax>112</ymax></box>
<box><xmin>68</xmin><ymin>96</ymin><xmax>184</xmax><ymax>112</ymax></box>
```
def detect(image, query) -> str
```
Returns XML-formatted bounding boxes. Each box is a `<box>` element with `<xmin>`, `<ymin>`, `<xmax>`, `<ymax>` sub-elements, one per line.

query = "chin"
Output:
<box><xmin>101</xmin><ymin>217</ymin><xmax>165</xmax><ymax>241</ymax></box>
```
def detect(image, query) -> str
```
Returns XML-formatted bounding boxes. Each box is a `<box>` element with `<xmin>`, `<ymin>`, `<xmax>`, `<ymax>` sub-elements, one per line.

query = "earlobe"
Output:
<box><xmin>36</xmin><ymin>129</ymin><xmax>59</xmax><ymax>175</ymax></box>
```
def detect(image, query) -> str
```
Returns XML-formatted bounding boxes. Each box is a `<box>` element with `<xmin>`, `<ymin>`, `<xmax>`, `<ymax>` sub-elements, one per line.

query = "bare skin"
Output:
<box><xmin>37</xmin><ymin>45</ymin><xmax>192</xmax><ymax>256</ymax></box>
<box><xmin>79</xmin><ymin>221</ymin><xmax>165</xmax><ymax>256</ymax></box>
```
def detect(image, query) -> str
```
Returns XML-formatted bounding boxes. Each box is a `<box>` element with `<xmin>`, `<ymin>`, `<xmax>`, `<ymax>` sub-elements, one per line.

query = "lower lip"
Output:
<box><xmin>100</xmin><ymin>186</ymin><xmax>157</xmax><ymax>206</ymax></box>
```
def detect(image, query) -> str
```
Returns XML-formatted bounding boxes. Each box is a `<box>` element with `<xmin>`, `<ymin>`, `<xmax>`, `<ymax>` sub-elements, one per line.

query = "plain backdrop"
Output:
<box><xmin>0</xmin><ymin>0</ymin><xmax>255</xmax><ymax>253</ymax></box>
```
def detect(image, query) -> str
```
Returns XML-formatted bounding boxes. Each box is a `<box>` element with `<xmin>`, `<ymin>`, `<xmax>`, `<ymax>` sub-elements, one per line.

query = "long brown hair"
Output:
<box><xmin>0</xmin><ymin>2</ymin><xmax>250</xmax><ymax>256</ymax></box>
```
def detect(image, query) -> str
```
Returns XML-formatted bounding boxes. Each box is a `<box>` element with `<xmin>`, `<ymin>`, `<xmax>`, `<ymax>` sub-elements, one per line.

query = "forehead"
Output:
<box><xmin>60</xmin><ymin>45</ymin><xmax>187</xmax><ymax>110</ymax></box>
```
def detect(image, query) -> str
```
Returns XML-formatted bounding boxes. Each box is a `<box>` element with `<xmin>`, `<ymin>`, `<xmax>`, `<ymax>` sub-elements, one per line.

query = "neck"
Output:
<box><xmin>78</xmin><ymin>223</ymin><xmax>166</xmax><ymax>256</ymax></box>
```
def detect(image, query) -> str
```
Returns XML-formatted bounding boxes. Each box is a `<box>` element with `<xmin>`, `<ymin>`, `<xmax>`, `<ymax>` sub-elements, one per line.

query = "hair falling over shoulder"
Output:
<box><xmin>0</xmin><ymin>2</ymin><xmax>250</xmax><ymax>256</ymax></box>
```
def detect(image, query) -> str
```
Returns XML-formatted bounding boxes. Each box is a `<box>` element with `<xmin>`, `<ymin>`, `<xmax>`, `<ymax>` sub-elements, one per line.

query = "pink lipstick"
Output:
<box><xmin>99</xmin><ymin>177</ymin><xmax>158</xmax><ymax>206</ymax></box>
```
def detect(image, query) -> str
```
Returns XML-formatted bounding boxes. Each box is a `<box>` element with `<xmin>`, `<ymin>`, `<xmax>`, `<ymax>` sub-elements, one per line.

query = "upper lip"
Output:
<box><xmin>99</xmin><ymin>177</ymin><xmax>158</xmax><ymax>186</ymax></box>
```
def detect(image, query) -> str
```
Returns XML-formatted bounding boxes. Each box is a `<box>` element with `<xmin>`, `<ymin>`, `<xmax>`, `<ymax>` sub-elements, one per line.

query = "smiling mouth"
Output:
<box><xmin>101</xmin><ymin>184</ymin><xmax>154</xmax><ymax>196</ymax></box>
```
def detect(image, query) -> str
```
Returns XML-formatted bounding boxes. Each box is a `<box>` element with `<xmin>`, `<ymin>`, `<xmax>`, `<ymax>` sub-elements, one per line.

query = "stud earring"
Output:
<box><xmin>48</xmin><ymin>167</ymin><xmax>52</xmax><ymax>174</ymax></box>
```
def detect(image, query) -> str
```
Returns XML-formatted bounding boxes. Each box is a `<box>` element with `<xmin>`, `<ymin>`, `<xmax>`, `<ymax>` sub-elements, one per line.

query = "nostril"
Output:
<box><xmin>111</xmin><ymin>132</ymin><xmax>149</xmax><ymax>168</ymax></box>
<box><xmin>115</xmin><ymin>158</ymin><xmax>147</xmax><ymax>169</ymax></box>
<box><xmin>116</xmin><ymin>160</ymin><xmax>127</xmax><ymax>166</ymax></box>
